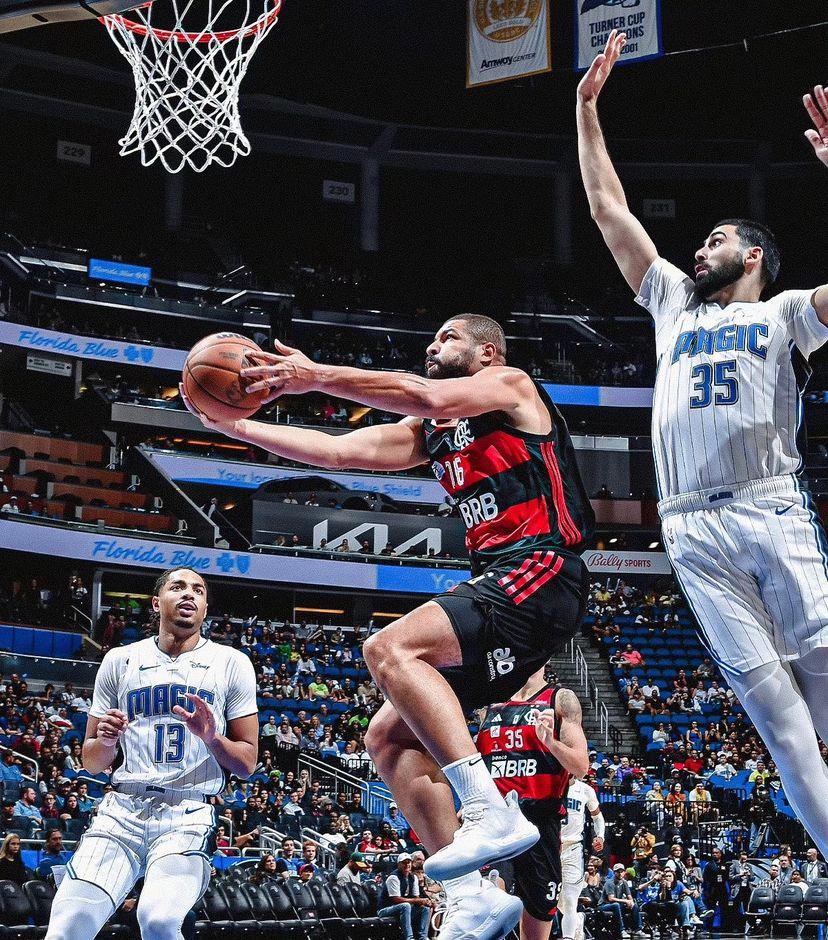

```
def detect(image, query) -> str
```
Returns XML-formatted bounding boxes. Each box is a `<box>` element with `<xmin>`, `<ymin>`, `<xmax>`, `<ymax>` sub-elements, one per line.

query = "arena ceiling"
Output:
<box><xmin>0</xmin><ymin>0</ymin><xmax>826</xmax><ymax>159</ymax></box>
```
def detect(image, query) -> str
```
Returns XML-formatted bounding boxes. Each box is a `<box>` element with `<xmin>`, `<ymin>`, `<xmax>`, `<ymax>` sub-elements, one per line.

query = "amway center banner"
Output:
<box><xmin>576</xmin><ymin>0</ymin><xmax>662</xmax><ymax>71</ymax></box>
<box><xmin>467</xmin><ymin>0</ymin><xmax>551</xmax><ymax>88</ymax></box>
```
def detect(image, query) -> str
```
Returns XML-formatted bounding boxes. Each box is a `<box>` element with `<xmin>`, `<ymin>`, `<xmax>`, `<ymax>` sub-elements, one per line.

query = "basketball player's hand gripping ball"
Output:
<box><xmin>173</xmin><ymin>693</ymin><xmax>217</xmax><ymax>746</ymax></box>
<box><xmin>241</xmin><ymin>340</ymin><xmax>320</xmax><ymax>403</ymax></box>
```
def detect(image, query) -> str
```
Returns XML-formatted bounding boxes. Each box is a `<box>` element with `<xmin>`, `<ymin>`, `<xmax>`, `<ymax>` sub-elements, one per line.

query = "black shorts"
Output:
<box><xmin>493</xmin><ymin>810</ymin><xmax>563</xmax><ymax>922</ymax></box>
<box><xmin>434</xmin><ymin>549</ymin><xmax>589</xmax><ymax>711</ymax></box>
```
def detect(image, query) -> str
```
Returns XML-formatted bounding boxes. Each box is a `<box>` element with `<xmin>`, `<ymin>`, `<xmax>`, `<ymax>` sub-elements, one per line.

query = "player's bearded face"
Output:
<box><xmin>693</xmin><ymin>248</ymin><xmax>746</xmax><ymax>300</ymax></box>
<box><xmin>425</xmin><ymin>340</ymin><xmax>476</xmax><ymax>379</ymax></box>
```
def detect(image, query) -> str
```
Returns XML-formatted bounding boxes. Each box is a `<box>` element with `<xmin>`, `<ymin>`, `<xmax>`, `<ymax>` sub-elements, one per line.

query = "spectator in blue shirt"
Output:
<box><xmin>13</xmin><ymin>787</ymin><xmax>41</xmax><ymax>824</ymax></box>
<box><xmin>74</xmin><ymin>782</ymin><xmax>95</xmax><ymax>817</ymax></box>
<box><xmin>36</xmin><ymin>830</ymin><xmax>71</xmax><ymax>879</ymax></box>
<box><xmin>279</xmin><ymin>837</ymin><xmax>302</xmax><ymax>872</ymax></box>
<box><xmin>0</xmin><ymin>753</ymin><xmax>23</xmax><ymax>790</ymax></box>
<box><xmin>383</xmin><ymin>803</ymin><xmax>410</xmax><ymax>835</ymax></box>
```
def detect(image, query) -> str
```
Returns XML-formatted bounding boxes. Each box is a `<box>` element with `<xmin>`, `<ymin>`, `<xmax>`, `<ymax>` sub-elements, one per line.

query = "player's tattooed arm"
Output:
<box><xmin>536</xmin><ymin>688</ymin><xmax>590</xmax><ymax>778</ymax></box>
<box><xmin>83</xmin><ymin>710</ymin><xmax>128</xmax><ymax>774</ymax></box>
<box><xmin>173</xmin><ymin>693</ymin><xmax>258</xmax><ymax>777</ymax></box>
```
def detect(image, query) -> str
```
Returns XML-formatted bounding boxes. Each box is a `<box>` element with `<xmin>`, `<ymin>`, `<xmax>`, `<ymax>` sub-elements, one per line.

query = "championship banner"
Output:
<box><xmin>467</xmin><ymin>0</ymin><xmax>551</xmax><ymax>89</ymax></box>
<box><xmin>576</xmin><ymin>0</ymin><xmax>662</xmax><ymax>71</ymax></box>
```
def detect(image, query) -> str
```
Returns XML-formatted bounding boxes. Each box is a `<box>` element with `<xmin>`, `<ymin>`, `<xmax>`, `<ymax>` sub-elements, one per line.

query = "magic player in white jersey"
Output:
<box><xmin>577</xmin><ymin>32</ymin><xmax>828</xmax><ymax>859</ymax></box>
<box><xmin>45</xmin><ymin>567</ymin><xmax>258</xmax><ymax>940</ymax></box>
<box><xmin>558</xmin><ymin>778</ymin><xmax>604</xmax><ymax>940</ymax></box>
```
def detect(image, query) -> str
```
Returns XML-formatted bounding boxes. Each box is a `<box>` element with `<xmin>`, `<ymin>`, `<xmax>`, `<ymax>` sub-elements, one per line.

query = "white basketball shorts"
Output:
<box><xmin>65</xmin><ymin>790</ymin><xmax>215</xmax><ymax>909</ymax></box>
<box><xmin>660</xmin><ymin>474</ymin><xmax>828</xmax><ymax>676</ymax></box>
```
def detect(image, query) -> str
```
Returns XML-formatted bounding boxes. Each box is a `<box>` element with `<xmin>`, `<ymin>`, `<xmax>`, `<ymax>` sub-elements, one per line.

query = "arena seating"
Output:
<box><xmin>0</xmin><ymin>431</ymin><xmax>177</xmax><ymax>534</ymax></box>
<box><xmin>0</xmin><ymin>876</ymin><xmax>405</xmax><ymax>940</ymax></box>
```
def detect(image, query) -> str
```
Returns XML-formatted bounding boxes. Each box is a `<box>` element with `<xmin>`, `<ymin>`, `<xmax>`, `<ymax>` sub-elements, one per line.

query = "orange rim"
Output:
<box><xmin>100</xmin><ymin>0</ymin><xmax>282</xmax><ymax>43</ymax></box>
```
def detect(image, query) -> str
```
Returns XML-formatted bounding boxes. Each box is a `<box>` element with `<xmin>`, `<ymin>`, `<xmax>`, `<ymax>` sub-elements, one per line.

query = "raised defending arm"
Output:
<box><xmin>577</xmin><ymin>30</ymin><xmax>658</xmax><ymax>293</ymax></box>
<box><xmin>802</xmin><ymin>85</ymin><xmax>828</xmax><ymax>324</ymax></box>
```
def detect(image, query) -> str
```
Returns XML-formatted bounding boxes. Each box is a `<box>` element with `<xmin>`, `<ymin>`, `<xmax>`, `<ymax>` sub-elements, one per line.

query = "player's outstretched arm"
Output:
<box><xmin>802</xmin><ymin>86</ymin><xmax>828</xmax><ymax>323</ymax></box>
<box><xmin>240</xmin><ymin>341</ymin><xmax>534</xmax><ymax>421</ymax></box>
<box><xmin>181</xmin><ymin>383</ymin><xmax>428</xmax><ymax>472</ymax></box>
<box><xmin>536</xmin><ymin>688</ymin><xmax>590</xmax><ymax>777</ymax></box>
<box><xmin>577</xmin><ymin>30</ymin><xmax>658</xmax><ymax>293</ymax></box>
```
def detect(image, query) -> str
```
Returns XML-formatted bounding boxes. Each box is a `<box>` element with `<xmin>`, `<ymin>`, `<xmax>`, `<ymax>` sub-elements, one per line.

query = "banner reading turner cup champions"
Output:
<box><xmin>467</xmin><ymin>0</ymin><xmax>552</xmax><ymax>88</ymax></box>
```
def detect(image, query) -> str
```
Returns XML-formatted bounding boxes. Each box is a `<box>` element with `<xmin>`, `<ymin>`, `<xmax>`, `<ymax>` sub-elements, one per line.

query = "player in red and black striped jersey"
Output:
<box><xmin>185</xmin><ymin>314</ymin><xmax>592</xmax><ymax>940</ymax></box>
<box><xmin>476</xmin><ymin>670</ymin><xmax>590</xmax><ymax>940</ymax></box>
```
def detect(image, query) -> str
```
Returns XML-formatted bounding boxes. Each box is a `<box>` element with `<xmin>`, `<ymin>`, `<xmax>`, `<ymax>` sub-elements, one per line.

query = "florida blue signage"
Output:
<box><xmin>88</xmin><ymin>258</ymin><xmax>152</xmax><ymax>287</ymax></box>
<box><xmin>0</xmin><ymin>519</ymin><xmax>670</xmax><ymax>590</ymax></box>
<box><xmin>0</xmin><ymin>322</ymin><xmax>185</xmax><ymax>372</ymax></box>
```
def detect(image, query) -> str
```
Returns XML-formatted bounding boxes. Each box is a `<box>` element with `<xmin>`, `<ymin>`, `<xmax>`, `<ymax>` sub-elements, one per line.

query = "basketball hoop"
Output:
<box><xmin>100</xmin><ymin>0</ymin><xmax>283</xmax><ymax>173</ymax></box>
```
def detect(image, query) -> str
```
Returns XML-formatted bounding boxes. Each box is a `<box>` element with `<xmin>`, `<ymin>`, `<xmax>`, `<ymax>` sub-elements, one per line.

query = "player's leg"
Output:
<box><xmin>559</xmin><ymin>843</ymin><xmax>585</xmax><ymax>940</ymax></box>
<box><xmin>750</xmin><ymin>493</ymin><xmax>828</xmax><ymax>744</ymax></box>
<box><xmin>363</xmin><ymin>599</ymin><xmax>486</xmax><ymax>767</ymax></box>
<box><xmin>46</xmin><ymin>831</ymin><xmax>141</xmax><ymax>940</ymax></box>
<box><xmin>137</xmin><ymin>855</ymin><xmax>211</xmax><ymax>940</ymax></box>
<box><xmin>510</xmin><ymin>822</ymin><xmax>563</xmax><ymax>940</ymax></box>
<box><xmin>364</xmin><ymin>699</ymin><xmax>460</xmax><ymax>853</ymax></box>
<box><xmin>364</xmin><ymin>598</ymin><xmax>538</xmax><ymax>881</ymax></box>
<box><xmin>724</xmin><ymin>660</ymin><xmax>828</xmax><ymax>860</ymax></box>
<box><xmin>665</xmin><ymin>508</ymin><xmax>828</xmax><ymax>859</ymax></box>
<box><xmin>366</xmin><ymin>700</ymin><xmax>522</xmax><ymax>940</ymax></box>
<box><xmin>45</xmin><ymin>880</ymin><xmax>118</xmax><ymax>940</ymax></box>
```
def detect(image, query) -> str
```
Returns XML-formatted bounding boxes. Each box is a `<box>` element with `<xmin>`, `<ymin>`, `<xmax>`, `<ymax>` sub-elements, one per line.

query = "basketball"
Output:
<box><xmin>182</xmin><ymin>333</ymin><xmax>269</xmax><ymax>423</ymax></box>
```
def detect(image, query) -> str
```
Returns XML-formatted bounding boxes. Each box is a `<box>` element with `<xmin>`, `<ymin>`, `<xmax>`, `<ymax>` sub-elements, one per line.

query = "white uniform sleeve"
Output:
<box><xmin>775</xmin><ymin>289</ymin><xmax>828</xmax><ymax>359</ymax></box>
<box><xmin>585</xmin><ymin>787</ymin><xmax>600</xmax><ymax>814</ymax></box>
<box><xmin>89</xmin><ymin>651</ymin><xmax>121</xmax><ymax>719</ymax></box>
<box><xmin>224</xmin><ymin>652</ymin><xmax>259</xmax><ymax>720</ymax></box>
<box><xmin>635</xmin><ymin>257</ymin><xmax>695</xmax><ymax>337</ymax></box>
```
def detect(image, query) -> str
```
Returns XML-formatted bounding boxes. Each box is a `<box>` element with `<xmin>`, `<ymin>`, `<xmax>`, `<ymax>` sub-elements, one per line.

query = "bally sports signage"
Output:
<box><xmin>467</xmin><ymin>0</ymin><xmax>552</xmax><ymax>88</ymax></box>
<box><xmin>576</xmin><ymin>0</ymin><xmax>662</xmax><ymax>71</ymax></box>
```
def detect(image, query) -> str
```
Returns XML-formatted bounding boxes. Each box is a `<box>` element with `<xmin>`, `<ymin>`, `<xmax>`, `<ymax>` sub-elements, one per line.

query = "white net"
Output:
<box><xmin>101</xmin><ymin>0</ymin><xmax>282</xmax><ymax>173</ymax></box>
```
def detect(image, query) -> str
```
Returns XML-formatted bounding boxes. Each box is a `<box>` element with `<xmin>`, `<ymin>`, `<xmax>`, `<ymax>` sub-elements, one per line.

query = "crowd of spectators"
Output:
<box><xmin>0</xmin><ymin>560</ymin><xmax>826</xmax><ymax>940</ymax></box>
<box><xmin>572</xmin><ymin>839</ymin><xmax>828</xmax><ymax>937</ymax></box>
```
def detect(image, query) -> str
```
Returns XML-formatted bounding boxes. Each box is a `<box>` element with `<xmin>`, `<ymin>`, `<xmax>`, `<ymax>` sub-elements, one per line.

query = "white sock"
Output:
<box><xmin>442</xmin><ymin>754</ymin><xmax>505</xmax><ymax>808</ymax></box>
<box><xmin>443</xmin><ymin>871</ymin><xmax>484</xmax><ymax>897</ymax></box>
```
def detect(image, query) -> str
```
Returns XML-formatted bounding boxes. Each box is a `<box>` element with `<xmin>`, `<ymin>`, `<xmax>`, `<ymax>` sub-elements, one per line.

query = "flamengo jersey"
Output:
<box><xmin>423</xmin><ymin>383</ymin><xmax>594</xmax><ymax>574</ymax></box>
<box><xmin>477</xmin><ymin>684</ymin><xmax>570</xmax><ymax>812</ymax></box>
<box><xmin>90</xmin><ymin>637</ymin><xmax>258</xmax><ymax>796</ymax></box>
<box><xmin>560</xmin><ymin>778</ymin><xmax>599</xmax><ymax>844</ymax></box>
<box><xmin>637</xmin><ymin>258</ymin><xmax>828</xmax><ymax>501</ymax></box>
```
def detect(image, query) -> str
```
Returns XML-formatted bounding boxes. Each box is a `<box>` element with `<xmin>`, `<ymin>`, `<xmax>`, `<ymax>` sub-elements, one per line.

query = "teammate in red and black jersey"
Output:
<box><xmin>476</xmin><ymin>669</ymin><xmax>590</xmax><ymax>940</ymax></box>
<box><xmin>183</xmin><ymin>314</ymin><xmax>593</xmax><ymax>940</ymax></box>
